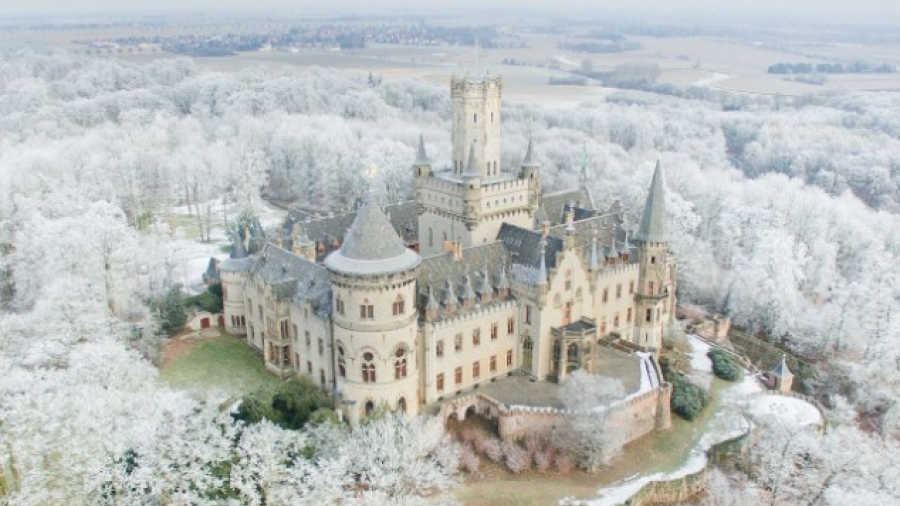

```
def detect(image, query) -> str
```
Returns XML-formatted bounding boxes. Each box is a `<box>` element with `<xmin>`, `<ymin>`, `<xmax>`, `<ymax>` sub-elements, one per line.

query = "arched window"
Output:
<box><xmin>362</xmin><ymin>352</ymin><xmax>376</xmax><ymax>383</ymax></box>
<box><xmin>337</xmin><ymin>342</ymin><xmax>346</xmax><ymax>378</ymax></box>
<box><xmin>365</xmin><ymin>401</ymin><xmax>375</xmax><ymax>416</ymax></box>
<box><xmin>392</xmin><ymin>294</ymin><xmax>405</xmax><ymax>316</ymax></box>
<box><xmin>398</xmin><ymin>397</ymin><xmax>407</xmax><ymax>413</ymax></box>
<box><xmin>394</xmin><ymin>346</ymin><xmax>408</xmax><ymax>379</ymax></box>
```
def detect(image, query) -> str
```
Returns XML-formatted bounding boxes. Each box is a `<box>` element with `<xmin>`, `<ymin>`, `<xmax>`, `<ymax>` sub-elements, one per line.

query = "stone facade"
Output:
<box><xmin>219</xmin><ymin>75</ymin><xmax>677</xmax><ymax>428</ymax></box>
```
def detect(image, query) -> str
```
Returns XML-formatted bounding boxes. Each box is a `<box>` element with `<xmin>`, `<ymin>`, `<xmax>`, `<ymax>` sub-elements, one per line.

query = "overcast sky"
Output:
<box><xmin>2</xmin><ymin>0</ymin><xmax>898</xmax><ymax>25</ymax></box>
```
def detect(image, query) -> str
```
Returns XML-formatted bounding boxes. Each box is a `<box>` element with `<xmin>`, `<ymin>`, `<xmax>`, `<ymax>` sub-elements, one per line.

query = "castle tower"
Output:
<box><xmin>323</xmin><ymin>196</ymin><xmax>422</xmax><ymax>424</ymax></box>
<box><xmin>219</xmin><ymin>234</ymin><xmax>251</xmax><ymax>336</ymax></box>
<box><xmin>451</xmin><ymin>75</ymin><xmax>501</xmax><ymax>178</ymax></box>
<box><xmin>634</xmin><ymin>161</ymin><xmax>676</xmax><ymax>352</ymax></box>
<box><xmin>416</xmin><ymin>75</ymin><xmax>539</xmax><ymax>256</ymax></box>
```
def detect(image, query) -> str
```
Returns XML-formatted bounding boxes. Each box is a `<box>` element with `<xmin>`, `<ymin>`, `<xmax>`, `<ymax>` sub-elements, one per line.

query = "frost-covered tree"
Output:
<box><xmin>554</xmin><ymin>370</ymin><xmax>627</xmax><ymax>471</ymax></box>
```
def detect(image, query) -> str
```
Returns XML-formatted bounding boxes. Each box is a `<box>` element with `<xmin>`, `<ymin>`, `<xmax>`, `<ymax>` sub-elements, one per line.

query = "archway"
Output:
<box><xmin>398</xmin><ymin>397</ymin><xmax>407</xmax><ymax>413</ymax></box>
<box><xmin>364</xmin><ymin>401</ymin><xmax>375</xmax><ymax>417</ymax></box>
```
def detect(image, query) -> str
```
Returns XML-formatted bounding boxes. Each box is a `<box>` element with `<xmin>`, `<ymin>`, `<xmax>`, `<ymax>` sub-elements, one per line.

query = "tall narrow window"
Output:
<box><xmin>473</xmin><ymin>361</ymin><xmax>480</xmax><ymax>380</ymax></box>
<box><xmin>392</xmin><ymin>295</ymin><xmax>405</xmax><ymax>316</ymax></box>
<box><xmin>491</xmin><ymin>323</ymin><xmax>499</xmax><ymax>340</ymax></box>
<box><xmin>616</xmin><ymin>284</ymin><xmax>622</xmax><ymax>299</ymax></box>
<box><xmin>362</xmin><ymin>352</ymin><xmax>376</xmax><ymax>383</ymax></box>
<box><xmin>525</xmin><ymin>305</ymin><xmax>532</xmax><ymax>324</ymax></box>
<box><xmin>506</xmin><ymin>350</ymin><xmax>513</xmax><ymax>367</ymax></box>
<box><xmin>455</xmin><ymin>333</ymin><xmax>463</xmax><ymax>352</ymax></box>
<box><xmin>472</xmin><ymin>328</ymin><xmax>481</xmax><ymax>346</ymax></box>
<box><xmin>337</xmin><ymin>343</ymin><xmax>346</xmax><ymax>378</ymax></box>
<box><xmin>646</xmin><ymin>309</ymin><xmax>652</xmax><ymax>323</ymax></box>
<box><xmin>437</xmin><ymin>373</ymin><xmax>445</xmax><ymax>392</ymax></box>
<box><xmin>436</xmin><ymin>339</ymin><xmax>444</xmax><ymax>358</ymax></box>
<box><xmin>490</xmin><ymin>355</ymin><xmax>497</xmax><ymax>372</ymax></box>
<box><xmin>507</xmin><ymin>317</ymin><xmax>515</xmax><ymax>335</ymax></box>
<box><xmin>360</xmin><ymin>299</ymin><xmax>374</xmax><ymax>320</ymax></box>
<box><xmin>627</xmin><ymin>308</ymin><xmax>633</xmax><ymax>323</ymax></box>
<box><xmin>602</xmin><ymin>288</ymin><xmax>609</xmax><ymax>303</ymax></box>
<box><xmin>394</xmin><ymin>347</ymin><xmax>408</xmax><ymax>379</ymax></box>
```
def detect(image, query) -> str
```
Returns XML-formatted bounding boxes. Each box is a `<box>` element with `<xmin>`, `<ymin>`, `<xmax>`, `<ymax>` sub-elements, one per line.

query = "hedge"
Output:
<box><xmin>708</xmin><ymin>348</ymin><xmax>742</xmax><ymax>382</ymax></box>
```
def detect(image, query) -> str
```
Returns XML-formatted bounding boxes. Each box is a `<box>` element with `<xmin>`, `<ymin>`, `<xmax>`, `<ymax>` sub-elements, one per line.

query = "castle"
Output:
<box><xmin>219</xmin><ymin>75</ymin><xmax>676</xmax><ymax>435</ymax></box>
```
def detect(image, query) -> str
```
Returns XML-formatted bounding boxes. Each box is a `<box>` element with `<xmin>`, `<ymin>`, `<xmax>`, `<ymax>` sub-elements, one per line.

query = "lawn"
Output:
<box><xmin>160</xmin><ymin>331</ymin><xmax>281</xmax><ymax>398</ymax></box>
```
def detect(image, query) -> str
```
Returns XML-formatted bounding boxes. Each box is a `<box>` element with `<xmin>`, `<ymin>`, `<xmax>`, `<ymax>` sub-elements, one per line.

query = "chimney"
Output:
<box><xmin>453</xmin><ymin>241</ymin><xmax>464</xmax><ymax>262</ymax></box>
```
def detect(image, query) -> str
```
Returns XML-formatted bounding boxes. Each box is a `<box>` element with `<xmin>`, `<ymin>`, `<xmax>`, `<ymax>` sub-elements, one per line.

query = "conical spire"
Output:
<box><xmin>462</xmin><ymin>274</ymin><xmax>477</xmax><ymax>301</ymax></box>
<box><xmin>622</xmin><ymin>232</ymin><xmax>631</xmax><ymax>256</ymax></box>
<box><xmin>477</xmin><ymin>269</ymin><xmax>493</xmax><ymax>295</ymax></box>
<box><xmin>537</xmin><ymin>239</ymin><xmax>548</xmax><ymax>286</ymax></box>
<box><xmin>442</xmin><ymin>280</ymin><xmax>458</xmax><ymax>306</ymax></box>
<box><xmin>522</xmin><ymin>135</ymin><xmax>539</xmax><ymax>167</ymax></box>
<box><xmin>636</xmin><ymin>160</ymin><xmax>668</xmax><ymax>243</ymax></box>
<box><xmin>426</xmin><ymin>285</ymin><xmax>440</xmax><ymax>312</ymax></box>
<box><xmin>323</xmin><ymin>193</ymin><xmax>421</xmax><ymax>275</ymax></box>
<box><xmin>463</xmin><ymin>140</ymin><xmax>479</xmax><ymax>177</ymax></box>
<box><xmin>495</xmin><ymin>267</ymin><xmax>510</xmax><ymax>291</ymax></box>
<box><xmin>415</xmin><ymin>133</ymin><xmax>430</xmax><ymax>166</ymax></box>
<box><xmin>230</xmin><ymin>232</ymin><xmax>248</xmax><ymax>259</ymax></box>
<box><xmin>606</xmin><ymin>235</ymin><xmax>619</xmax><ymax>259</ymax></box>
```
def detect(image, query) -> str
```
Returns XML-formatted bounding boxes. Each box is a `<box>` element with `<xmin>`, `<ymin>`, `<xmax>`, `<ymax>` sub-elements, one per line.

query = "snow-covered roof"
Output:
<box><xmin>770</xmin><ymin>355</ymin><xmax>794</xmax><ymax>378</ymax></box>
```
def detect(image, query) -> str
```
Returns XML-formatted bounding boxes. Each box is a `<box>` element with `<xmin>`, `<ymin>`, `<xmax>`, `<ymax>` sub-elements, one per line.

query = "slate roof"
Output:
<box><xmin>539</xmin><ymin>187</ymin><xmax>594</xmax><ymax>226</ymax></box>
<box><xmin>251</xmin><ymin>244</ymin><xmax>332</xmax><ymax>316</ymax></box>
<box><xmin>323</xmin><ymin>198</ymin><xmax>421</xmax><ymax>276</ymax></box>
<box><xmin>636</xmin><ymin>160</ymin><xmax>668</xmax><ymax>243</ymax></box>
<box><xmin>497</xmin><ymin>223</ymin><xmax>563</xmax><ymax>270</ymax></box>
<box><xmin>417</xmin><ymin>242</ymin><xmax>511</xmax><ymax>314</ymax></box>
<box><xmin>770</xmin><ymin>355</ymin><xmax>794</xmax><ymax>379</ymax></box>
<box><xmin>284</xmin><ymin>201</ymin><xmax>419</xmax><ymax>259</ymax></box>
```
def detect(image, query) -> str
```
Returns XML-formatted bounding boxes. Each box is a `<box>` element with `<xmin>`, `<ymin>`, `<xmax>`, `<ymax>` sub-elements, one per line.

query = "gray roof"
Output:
<box><xmin>636</xmin><ymin>160</ymin><xmax>668</xmax><ymax>243</ymax></box>
<box><xmin>284</xmin><ymin>200</ymin><xmax>419</xmax><ymax>259</ymax></box>
<box><xmin>415</xmin><ymin>133</ymin><xmax>430</xmax><ymax>166</ymax></box>
<box><xmin>498</xmin><ymin>223</ymin><xmax>563</xmax><ymax>270</ymax></box>
<box><xmin>540</xmin><ymin>187</ymin><xmax>594</xmax><ymax>226</ymax></box>
<box><xmin>417</xmin><ymin>242</ymin><xmax>511</xmax><ymax>315</ymax></box>
<box><xmin>323</xmin><ymin>198</ymin><xmax>421</xmax><ymax>276</ymax></box>
<box><xmin>770</xmin><ymin>355</ymin><xmax>794</xmax><ymax>378</ymax></box>
<box><xmin>251</xmin><ymin>244</ymin><xmax>332</xmax><ymax>315</ymax></box>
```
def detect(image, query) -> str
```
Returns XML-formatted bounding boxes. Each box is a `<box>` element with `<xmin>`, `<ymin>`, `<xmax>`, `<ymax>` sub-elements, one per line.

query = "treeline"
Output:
<box><xmin>558</xmin><ymin>40</ymin><xmax>643</xmax><ymax>54</ymax></box>
<box><xmin>768</xmin><ymin>61</ymin><xmax>897</xmax><ymax>74</ymax></box>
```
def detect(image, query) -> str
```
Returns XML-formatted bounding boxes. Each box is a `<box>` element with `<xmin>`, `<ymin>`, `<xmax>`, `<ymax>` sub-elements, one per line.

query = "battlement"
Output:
<box><xmin>451</xmin><ymin>75</ymin><xmax>503</xmax><ymax>97</ymax></box>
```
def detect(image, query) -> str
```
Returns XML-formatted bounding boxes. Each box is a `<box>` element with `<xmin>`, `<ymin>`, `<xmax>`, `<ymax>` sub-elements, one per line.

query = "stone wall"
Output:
<box><xmin>439</xmin><ymin>383</ymin><xmax>672</xmax><ymax>446</ymax></box>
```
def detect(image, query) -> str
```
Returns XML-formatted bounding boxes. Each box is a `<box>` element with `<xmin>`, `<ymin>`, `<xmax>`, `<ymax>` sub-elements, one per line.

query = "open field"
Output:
<box><xmin>8</xmin><ymin>21</ymin><xmax>900</xmax><ymax>104</ymax></box>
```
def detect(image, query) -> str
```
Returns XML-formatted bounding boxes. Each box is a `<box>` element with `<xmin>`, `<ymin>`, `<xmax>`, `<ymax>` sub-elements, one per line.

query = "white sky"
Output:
<box><xmin>1</xmin><ymin>0</ymin><xmax>898</xmax><ymax>24</ymax></box>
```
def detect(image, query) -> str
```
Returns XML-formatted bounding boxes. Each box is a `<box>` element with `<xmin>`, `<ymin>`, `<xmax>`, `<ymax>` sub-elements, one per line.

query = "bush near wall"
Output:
<box><xmin>668</xmin><ymin>373</ymin><xmax>708</xmax><ymax>421</ymax></box>
<box><xmin>708</xmin><ymin>349</ymin><xmax>742</xmax><ymax>382</ymax></box>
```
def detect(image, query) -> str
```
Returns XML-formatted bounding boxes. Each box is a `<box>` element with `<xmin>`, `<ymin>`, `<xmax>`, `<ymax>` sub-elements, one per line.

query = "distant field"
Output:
<box><xmin>5</xmin><ymin>25</ymin><xmax>900</xmax><ymax>100</ymax></box>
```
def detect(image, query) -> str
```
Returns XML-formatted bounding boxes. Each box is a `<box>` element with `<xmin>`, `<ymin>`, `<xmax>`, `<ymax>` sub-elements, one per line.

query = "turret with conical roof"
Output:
<box><xmin>414</xmin><ymin>133</ymin><xmax>432</xmax><ymax>178</ymax></box>
<box><xmin>326</xmin><ymin>192</ymin><xmax>422</xmax><ymax>424</ymax></box>
<box><xmin>324</xmin><ymin>195</ymin><xmax>421</xmax><ymax>276</ymax></box>
<box><xmin>636</xmin><ymin>160</ymin><xmax>668</xmax><ymax>244</ymax></box>
<box><xmin>634</xmin><ymin>159</ymin><xmax>675</xmax><ymax>354</ymax></box>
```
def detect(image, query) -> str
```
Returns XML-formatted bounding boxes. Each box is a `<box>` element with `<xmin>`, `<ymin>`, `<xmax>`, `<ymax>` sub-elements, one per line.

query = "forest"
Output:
<box><xmin>0</xmin><ymin>50</ymin><xmax>899</xmax><ymax>505</ymax></box>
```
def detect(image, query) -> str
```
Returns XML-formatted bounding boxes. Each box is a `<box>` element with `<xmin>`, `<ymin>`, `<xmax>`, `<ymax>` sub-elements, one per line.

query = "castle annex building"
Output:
<box><xmin>220</xmin><ymin>75</ymin><xmax>676</xmax><ymax>435</ymax></box>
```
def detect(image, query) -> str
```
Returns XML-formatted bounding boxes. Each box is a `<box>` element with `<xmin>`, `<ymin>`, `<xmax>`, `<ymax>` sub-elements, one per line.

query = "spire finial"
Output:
<box><xmin>537</xmin><ymin>238</ymin><xmax>548</xmax><ymax>286</ymax></box>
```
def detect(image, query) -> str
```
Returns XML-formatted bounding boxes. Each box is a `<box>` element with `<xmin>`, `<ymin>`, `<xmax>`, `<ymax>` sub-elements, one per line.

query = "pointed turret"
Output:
<box><xmin>636</xmin><ymin>160</ymin><xmax>668</xmax><ymax>244</ymax></box>
<box><xmin>606</xmin><ymin>236</ymin><xmax>619</xmax><ymax>259</ymax></box>
<box><xmin>426</xmin><ymin>285</ymin><xmax>440</xmax><ymax>320</ymax></box>
<box><xmin>477</xmin><ymin>269</ymin><xmax>493</xmax><ymax>295</ymax></box>
<box><xmin>415</xmin><ymin>133</ymin><xmax>430</xmax><ymax>166</ymax></box>
<box><xmin>522</xmin><ymin>136</ymin><xmax>539</xmax><ymax>168</ymax></box>
<box><xmin>323</xmin><ymin>194</ymin><xmax>421</xmax><ymax>276</ymax></box>
<box><xmin>537</xmin><ymin>240</ymin><xmax>549</xmax><ymax>286</ymax></box>
<box><xmin>230</xmin><ymin>232</ymin><xmax>248</xmax><ymax>259</ymax></box>
<box><xmin>442</xmin><ymin>280</ymin><xmax>458</xmax><ymax>311</ymax></box>
<box><xmin>462</xmin><ymin>140</ymin><xmax>479</xmax><ymax>178</ymax></box>
<box><xmin>462</xmin><ymin>274</ymin><xmax>477</xmax><ymax>306</ymax></box>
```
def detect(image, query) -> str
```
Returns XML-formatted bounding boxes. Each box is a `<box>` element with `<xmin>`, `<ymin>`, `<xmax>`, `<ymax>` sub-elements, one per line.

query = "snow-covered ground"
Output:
<box><xmin>693</xmin><ymin>71</ymin><xmax>732</xmax><ymax>87</ymax></box>
<box><xmin>687</xmin><ymin>334</ymin><xmax>713</xmax><ymax>389</ymax></box>
<box><xmin>159</xmin><ymin>200</ymin><xmax>288</xmax><ymax>295</ymax></box>
<box><xmin>581</xmin><ymin>374</ymin><xmax>761</xmax><ymax>506</ymax></box>
<box><xmin>749</xmin><ymin>395</ymin><xmax>822</xmax><ymax>427</ymax></box>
